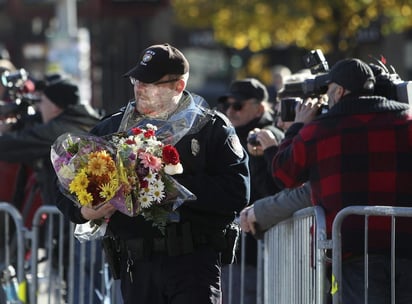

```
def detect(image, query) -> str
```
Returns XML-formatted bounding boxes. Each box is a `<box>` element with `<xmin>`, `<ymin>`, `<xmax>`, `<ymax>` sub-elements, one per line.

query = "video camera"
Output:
<box><xmin>368</xmin><ymin>58</ymin><xmax>412</xmax><ymax>105</ymax></box>
<box><xmin>0</xmin><ymin>68</ymin><xmax>40</xmax><ymax>118</ymax></box>
<box><xmin>279</xmin><ymin>50</ymin><xmax>412</xmax><ymax>122</ymax></box>
<box><xmin>279</xmin><ymin>49</ymin><xmax>329</xmax><ymax>121</ymax></box>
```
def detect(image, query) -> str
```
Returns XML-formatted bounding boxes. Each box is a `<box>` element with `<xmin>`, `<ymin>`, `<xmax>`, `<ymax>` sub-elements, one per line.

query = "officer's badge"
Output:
<box><xmin>229</xmin><ymin>135</ymin><xmax>244</xmax><ymax>159</ymax></box>
<box><xmin>191</xmin><ymin>138</ymin><xmax>200</xmax><ymax>156</ymax></box>
<box><xmin>142</xmin><ymin>52</ymin><xmax>153</xmax><ymax>63</ymax></box>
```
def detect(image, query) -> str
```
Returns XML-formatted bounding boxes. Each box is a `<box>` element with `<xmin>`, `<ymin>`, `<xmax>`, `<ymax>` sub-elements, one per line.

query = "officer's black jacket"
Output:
<box><xmin>55</xmin><ymin>92</ymin><xmax>250</xmax><ymax>240</ymax></box>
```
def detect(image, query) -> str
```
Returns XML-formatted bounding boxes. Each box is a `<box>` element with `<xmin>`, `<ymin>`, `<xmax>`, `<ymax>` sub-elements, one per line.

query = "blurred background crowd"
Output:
<box><xmin>0</xmin><ymin>0</ymin><xmax>411</xmax><ymax>116</ymax></box>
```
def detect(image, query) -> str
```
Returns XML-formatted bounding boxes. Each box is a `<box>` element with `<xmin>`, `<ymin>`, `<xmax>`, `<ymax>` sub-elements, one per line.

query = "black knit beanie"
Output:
<box><xmin>43</xmin><ymin>78</ymin><xmax>80</xmax><ymax>108</ymax></box>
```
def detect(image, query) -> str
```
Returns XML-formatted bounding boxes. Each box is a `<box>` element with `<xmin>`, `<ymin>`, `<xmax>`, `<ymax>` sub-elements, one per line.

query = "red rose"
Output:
<box><xmin>144</xmin><ymin>130</ymin><xmax>155</xmax><ymax>138</ymax></box>
<box><xmin>131</xmin><ymin>127</ymin><xmax>143</xmax><ymax>135</ymax></box>
<box><xmin>162</xmin><ymin>145</ymin><xmax>180</xmax><ymax>165</ymax></box>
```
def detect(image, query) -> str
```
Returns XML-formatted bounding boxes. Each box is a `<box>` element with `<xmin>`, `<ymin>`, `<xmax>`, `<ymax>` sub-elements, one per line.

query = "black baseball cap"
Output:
<box><xmin>124</xmin><ymin>43</ymin><xmax>189</xmax><ymax>83</ymax></box>
<box><xmin>42</xmin><ymin>76</ymin><xmax>80</xmax><ymax>109</ymax></box>
<box><xmin>218</xmin><ymin>78</ymin><xmax>269</xmax><ymax>103</ymax></box>
<box><xmin>319</xmin><ymin>58</ymin><xmax>375</xmax><ymax>93</ymax></box>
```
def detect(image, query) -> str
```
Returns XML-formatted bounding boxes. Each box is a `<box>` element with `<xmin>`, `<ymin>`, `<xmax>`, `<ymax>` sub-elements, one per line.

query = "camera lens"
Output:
<box><xmin>280</xmin><ymin>98</ymin><xmax>301</xmax><ymax>122</ymax></box>
<box><xmin>247</xmin><ymin>133</ymin><xmax>260</xmax><ymax>146</ymax></box>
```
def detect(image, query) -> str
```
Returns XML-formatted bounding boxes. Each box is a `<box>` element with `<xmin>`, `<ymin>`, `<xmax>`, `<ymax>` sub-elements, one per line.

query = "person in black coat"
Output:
<box><xmin>218</xmin><ymin>77</ymin><xmax>284</xmax><ymax>303</ymax></box>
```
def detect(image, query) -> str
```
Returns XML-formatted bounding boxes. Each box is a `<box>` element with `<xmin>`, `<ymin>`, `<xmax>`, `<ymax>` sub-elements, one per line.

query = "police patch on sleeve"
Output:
<box><xmin>228</xmin><ymin>135</ymin><xmax>244</xmax><ymax>159</ymax></box>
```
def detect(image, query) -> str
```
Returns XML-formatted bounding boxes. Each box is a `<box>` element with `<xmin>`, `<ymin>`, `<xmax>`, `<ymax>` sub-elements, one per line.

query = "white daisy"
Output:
<box><xmin>139</xmin><ymin>193</ymin><xmax>153</xmax><ymax>208</ymax></box>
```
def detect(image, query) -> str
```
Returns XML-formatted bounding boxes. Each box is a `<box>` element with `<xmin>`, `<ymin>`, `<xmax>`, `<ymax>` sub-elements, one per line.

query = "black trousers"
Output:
<box><xmin>119</xmin><ymin>246</ymin><xmax>221</xmax><ymax>304</ymax></box>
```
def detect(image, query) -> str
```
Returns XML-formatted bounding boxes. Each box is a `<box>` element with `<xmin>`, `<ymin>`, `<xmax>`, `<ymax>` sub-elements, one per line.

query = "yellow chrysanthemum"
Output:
<box><xmin>87</xmin><ymin>151</ymin><xmax>116</xmax><ymax>176</ymax></box>
<box><xmin>69</xmin><ymin>169</ymin><xmax>89</xmax><ymax>194</ymax></box>
<box><xmin>99</xmin><ymin>179</ymin><xmax>118</xmax><ymax>200</ymax></box>
<box><xmin>77</xmin><ymin>190</ymin><xmax>93</xmax><ymax>206</ymax></box>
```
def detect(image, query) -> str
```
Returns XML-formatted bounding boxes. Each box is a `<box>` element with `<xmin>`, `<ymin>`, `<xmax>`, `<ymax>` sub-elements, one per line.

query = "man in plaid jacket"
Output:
<box><xmin>272</xmin><ymin>58</ymin><xmax>412</xmax><ymax>304</ymax></box>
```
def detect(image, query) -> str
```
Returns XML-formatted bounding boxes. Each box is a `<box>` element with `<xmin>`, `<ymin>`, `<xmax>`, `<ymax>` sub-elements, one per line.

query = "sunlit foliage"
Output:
<box><xmin>172</xmin><ymin>0</ymin><xmax>412</xmax><ymax>54</ymax></box>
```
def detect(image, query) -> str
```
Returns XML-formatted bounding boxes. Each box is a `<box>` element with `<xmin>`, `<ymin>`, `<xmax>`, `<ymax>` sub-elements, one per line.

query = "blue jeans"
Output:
<box><xmin>342</xmin><ymin>255</ymin><xmax>412</xmax><ymax>304</ymax></box>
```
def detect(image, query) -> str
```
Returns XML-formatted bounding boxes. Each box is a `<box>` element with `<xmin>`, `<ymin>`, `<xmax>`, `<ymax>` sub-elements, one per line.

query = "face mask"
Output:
<box><xmin>136</xmin><ymin>85</ymin><xmax>179</xmax><ymax>117</ymax></box>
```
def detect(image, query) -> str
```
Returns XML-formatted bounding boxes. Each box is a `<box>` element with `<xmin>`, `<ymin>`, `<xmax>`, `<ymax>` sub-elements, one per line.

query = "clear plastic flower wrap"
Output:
<box><xmin>51</xmin><ymin>123</ymin><xmax>197</xmax><ymax>236</ymax></box>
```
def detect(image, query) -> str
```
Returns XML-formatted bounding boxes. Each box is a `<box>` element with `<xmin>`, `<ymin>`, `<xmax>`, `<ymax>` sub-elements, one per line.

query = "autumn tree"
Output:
<box><xmin>172</xmin><ymin>0</ymin><xmax>412</xmax><ymax>54</ymax></box>
<box><xmin>172</xmin><ymin>0</ymin><xmax>412</xmax><ymax>81</ymax></box>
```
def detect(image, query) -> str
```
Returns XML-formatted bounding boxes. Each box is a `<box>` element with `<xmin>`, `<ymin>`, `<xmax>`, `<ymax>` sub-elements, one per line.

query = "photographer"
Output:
<box><xmin>272</xmin><ymin>58</ymin><xmax>412</xmax><ymax>304</ymax></box>
<box><xmin>239</xmin><ymin>99</ymin><xmax>317</xmax><ymax>236</ymax></box>
<box><xmin>0</xmin><ymin>74</ymin><xmax>101</xmax><ymax>207</ymax></box>
<box><xmin>0</xmin><ymin>73</ymin><xmax>103</xmax><ymax>302</ymax></box>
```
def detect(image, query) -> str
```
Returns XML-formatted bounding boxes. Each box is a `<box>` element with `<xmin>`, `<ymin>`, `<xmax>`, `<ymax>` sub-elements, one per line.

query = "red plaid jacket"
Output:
<box><xmin>273</xmin><ymin>94</ymin><xmax>412</xmax><ymax>256</ymax></box>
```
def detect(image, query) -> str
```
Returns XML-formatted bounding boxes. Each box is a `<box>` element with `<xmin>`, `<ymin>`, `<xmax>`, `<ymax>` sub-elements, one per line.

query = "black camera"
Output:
<box><xmin>368</xmin><ymin>60</ymin><xmax>412</xmax><ymax>104</ymax></box>
<box><xmin>280</xmin><ymin>97</ymin><xmax>328</xmax><ymax>122</ymax></box>
<box><xmin>279</xmin><ymin>49</ymin><xmax>330</xmax><ymax>121</ymax></box>
<box><xmin>302</xmin><ymin>49</ymin><xmax>329</xmax><ymax>74</ymax></box>
<box><xmin>280</xmin><ymin>50</ymin><xmax>412</xmax><ymax>106</ymax></box>
<box><xmin>247</xmin><ymin>132</ymin><xmax>261</xmax><ymax>146</ymax></box>
<box><xmin>0</xmin><ymin>68</ymin><xmax>40</xmax><ymax>120</ymax></box>
<box><xmin>279</xmin><ymin>49</ymin><xmax>330</xmax><ymax>100</ymax></box>
<box><xmin>280</xmin><ymin>97</ymin><xmax>302</xmax><ymax>122</ymax></box>
<box><xmin>1</xmin><ymin>69</ymin><xmax>28</xmax><ymax>89</ymax></box>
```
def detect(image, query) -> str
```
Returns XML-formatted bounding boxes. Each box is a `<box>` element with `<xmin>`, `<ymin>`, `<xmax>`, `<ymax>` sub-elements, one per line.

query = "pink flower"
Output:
<box><xmin>139</xmin><ymin>151</ymin><xmax>162</xmax><ymax>171</ymax></box>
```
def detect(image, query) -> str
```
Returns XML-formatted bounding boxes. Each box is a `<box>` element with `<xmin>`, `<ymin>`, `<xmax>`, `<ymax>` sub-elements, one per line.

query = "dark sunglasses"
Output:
<box><xmin>222</xmin><ymin>100</ymin><xmax>246</xmax><ymax>112</ymax></box>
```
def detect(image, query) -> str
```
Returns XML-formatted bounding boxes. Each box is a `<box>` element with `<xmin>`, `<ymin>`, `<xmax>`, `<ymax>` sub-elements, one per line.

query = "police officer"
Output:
<box><xmin>55</xmin><ymin>43</ymin><xmax>250</xmax><ymax>304</ymax></box>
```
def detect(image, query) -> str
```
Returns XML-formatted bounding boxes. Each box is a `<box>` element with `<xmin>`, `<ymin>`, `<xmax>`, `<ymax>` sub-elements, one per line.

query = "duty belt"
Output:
<box><xmin>122</xmin><ymin>237</ymin><xmax>167</xmax><ymax>258</ymax></box>
<box><xmin>119</xmin><ymin>222</ymin><xmax>218</xmax><ymax>259</ymax></box>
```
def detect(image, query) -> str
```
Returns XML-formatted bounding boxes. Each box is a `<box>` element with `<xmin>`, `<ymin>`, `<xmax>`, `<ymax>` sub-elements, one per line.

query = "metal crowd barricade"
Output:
<box><xmin>1</xmin><ymin>202</ymin><xmax>122</xmax><ymax>304</ymax></box>
<box><xmin>263</xmin><ymin>206</ymin><xmax>328</xmax><ymax>304</ymax></box>
<box><xmin>0</xmin><ymin>202</ymin><xmax>27</xmax><ymax>304</ymax></box>
<box><xmin>224</xmin><ymin>231</ymin><xmax>264</xmax><ymax>304</ymax></box>
<box><xmin>331</xmin><ymin>205</ymin><xmax>412</xmax><ymax>304</ymax></box>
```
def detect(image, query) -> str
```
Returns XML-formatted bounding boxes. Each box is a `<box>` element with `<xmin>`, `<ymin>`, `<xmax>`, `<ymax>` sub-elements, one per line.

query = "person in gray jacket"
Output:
<box><xmin>239</xmin><ymin>182</ymin><xmax>311</xmax><ymax>235</ymax></box>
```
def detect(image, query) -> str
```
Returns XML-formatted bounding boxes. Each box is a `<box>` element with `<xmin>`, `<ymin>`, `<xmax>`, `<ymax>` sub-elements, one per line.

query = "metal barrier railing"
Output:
<box><xmin>4</xmin><ymin>201</ymin><xmax>264</xmax><ymax>304</ymax></box>
<box><xmin>331</xmin><ymin>205</ymin><xmax>412</xmax><ymax>304</ymax></box>
<box><xmin>1</xmin><ymin>203</ymin><xmax>121</xmax><ymax>304</ymax></box>
<box><xmin>29</xmin><ymin>205</ymin><xmax>65</xmax><ymax>304</ymax></box>
<box><xmin>224</xmin><ymin>232</ymin><xmax>264</xmax><ymax>304</ymax></box>
<box><xmin>5</xmin><ymin>200</ymin><xmax>412</xmax><ymax>304</ymax></box>
<box><xmin>2</xmin><ymin>201</ymin><xmax>329</xmax><ymax>304</ymax></box>
<box><xmin>0</xmin><ymin>202</ymin><xmax>27</xmax><ymax>304</ymax></box>
<box><xmin>263</xmin><ymin>206</ymin><xmax>328</xmax><ymax>304</ymax></box>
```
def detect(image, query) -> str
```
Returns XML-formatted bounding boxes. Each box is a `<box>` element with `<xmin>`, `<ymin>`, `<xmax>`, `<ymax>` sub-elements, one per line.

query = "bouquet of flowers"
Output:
<box><xmin>51</xmin><ymin>124</ymin><xmax>196</xmax><ymax>237</ymax></box>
